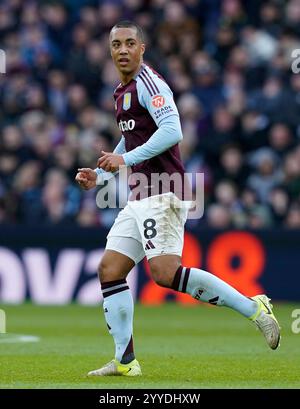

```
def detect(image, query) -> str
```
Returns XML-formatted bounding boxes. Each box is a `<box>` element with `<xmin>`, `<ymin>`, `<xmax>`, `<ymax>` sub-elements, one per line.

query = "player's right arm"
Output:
<box><xmin>75</xmin><ymin>136</ymin><xmax>126</xmax><ymax>190</ymax></box>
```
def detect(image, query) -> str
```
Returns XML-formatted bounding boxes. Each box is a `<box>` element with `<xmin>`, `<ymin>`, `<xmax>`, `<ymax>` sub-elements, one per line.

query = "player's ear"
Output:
<box><xmin>141</xmin><ymin>43</ymin><xmax>145</xmax><ymax>56</ymax></box>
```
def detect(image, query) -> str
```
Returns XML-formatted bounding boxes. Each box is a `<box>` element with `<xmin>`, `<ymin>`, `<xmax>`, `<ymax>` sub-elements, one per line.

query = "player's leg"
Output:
<box><xmin>148</xmin><ymin>255</ymin><xmax>280</xmax><ymax>350</ymax></box>
<box><xmin>148</xmin><ymin>254</ymin><xmax>259</xmax><ymax>318</ymax></box>
<box><xmin>88</xmin><ymin>244</ymin><xmax>143</xmax><ymax>377</ymax></box>
<box><xmin>99</xmin><ymin>249</ymin><xmax>136</xmax><ymax>366</ymax></box>
<box><xmin>132</xmin><ymin>193</ymin><xmax>280</xmax><ymax>350</ymax></box>
<box><xmin>88</xmin><ymin>206</ymin><xmax>145</xmax><ymax>377</ymax></box>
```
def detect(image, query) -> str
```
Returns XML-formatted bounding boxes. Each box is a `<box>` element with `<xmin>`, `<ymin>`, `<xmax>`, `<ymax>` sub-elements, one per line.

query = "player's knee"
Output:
<box><xmin>97</xmin><ymin>259</ymin><xmax>107</xmax><ymax>283</ymax></box>
<box><xmin>151</xmin><ymin>271</ymin><xmax>169</xmax><ymax>287</ymax></box>
<box><xmin>98</xmin><ymin>252</ymin><xmax>131</xmax><ymax>283</ymax></box>
<box><xmin>149</xmin><ymin>260</ymin><xmax>178</xmax><ymax>288</ymax></box>
<box><xmin>98</xmin><ymin>258</ymin><xmax>117</xmax><ymax>283</ymax></box>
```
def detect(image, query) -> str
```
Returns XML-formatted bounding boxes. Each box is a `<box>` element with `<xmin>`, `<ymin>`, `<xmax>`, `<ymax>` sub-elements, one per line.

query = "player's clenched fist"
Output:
<box><xmin>75</xmin><ymin>168</ymin><xmax>97</xmax><ymax>190</ymax></box>
<box><xmin>97</xmin><ymin>151</ymin><xmax>125</xmax><ymax>172</ymax></box>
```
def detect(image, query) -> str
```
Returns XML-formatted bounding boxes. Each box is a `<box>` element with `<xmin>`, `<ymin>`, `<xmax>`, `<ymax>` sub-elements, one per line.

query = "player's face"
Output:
<box><xmin>110</xmin><ymin>27</ymin><xmax>145</xmax><ymax>77</ymax></box>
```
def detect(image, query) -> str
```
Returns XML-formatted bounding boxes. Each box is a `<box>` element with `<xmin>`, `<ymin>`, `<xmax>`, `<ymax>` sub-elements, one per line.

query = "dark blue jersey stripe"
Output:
<box><xmin>138</xmin><ymin>72</ymin><xmax>154</xmax><ymax>96</ymax></box>
<box><xmin>140</xmin><ymin>70</ymin><xmax>156</xmax><ymax>96</ymax></box>
<box><xmin>143</xmin><ymin>68</ymin><xmax>160</xmax><ymax>94</ymax></box>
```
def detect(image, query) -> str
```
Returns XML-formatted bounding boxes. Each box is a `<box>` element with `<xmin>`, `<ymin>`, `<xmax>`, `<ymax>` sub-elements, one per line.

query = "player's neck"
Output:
<box><xmin>119</xmin><ymin>62</ymin><xmax>143</xmax><ymax>85</ymax></box>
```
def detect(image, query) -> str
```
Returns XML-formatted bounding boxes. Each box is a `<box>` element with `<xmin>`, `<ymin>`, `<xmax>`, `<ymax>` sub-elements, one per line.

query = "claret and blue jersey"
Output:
<box><xmin>115</xmin><ymin>64</ymin><xmax>185</xmax><ymax>177</ymax></box>
<box><xmin>96</xmin><ymin>63</ymin><xmax>189</xmax><ymax>199</ymax></box>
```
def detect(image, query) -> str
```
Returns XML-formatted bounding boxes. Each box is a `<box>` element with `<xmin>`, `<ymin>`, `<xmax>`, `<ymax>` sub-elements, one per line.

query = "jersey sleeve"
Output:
<box><xmin>122</xmin><ymin>116</ymin><xmax>183</xmax><ymax>166</ymax></box>
<box><xmin>122</xmin><ymin>74</ymin><xmax>183</xmax><ymax>166</ymax></box>
<box><xmin>136</xmin><ymin>75</ymin><xmax>179</xmax><ymax>126</ymax></box>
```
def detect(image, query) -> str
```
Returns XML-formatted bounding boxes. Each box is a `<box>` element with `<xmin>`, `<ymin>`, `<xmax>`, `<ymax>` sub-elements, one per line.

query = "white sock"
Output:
<box><xmin>101</xmin><ymin>279</ymin><xmax>135</xmax><ymax>363</ymax></box>
<box><xmin>172</xmin><ymin>266</ymin><xmax>258</xmax><ymax>318</ymax></box>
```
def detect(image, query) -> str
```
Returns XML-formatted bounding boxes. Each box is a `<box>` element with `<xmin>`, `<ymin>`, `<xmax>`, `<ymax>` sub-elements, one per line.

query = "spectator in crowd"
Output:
<box><xmin>268</xmin><ymin>186</ymin><xmax>291</xmax><ymax>226</ymax></box>
<box><xmin>247</xmin><ymin>147</ymin><xmax>283</xmax><ymax>202</ymax></box>
<box><xmin>0</xmin><ymin>0</ymin><xmax>299</xmax><ymax>230</ymax></box>
<box><xmin>206</xmin><ymin>203</ymin><xmax>232</xmax><ymax>229</ymax></box>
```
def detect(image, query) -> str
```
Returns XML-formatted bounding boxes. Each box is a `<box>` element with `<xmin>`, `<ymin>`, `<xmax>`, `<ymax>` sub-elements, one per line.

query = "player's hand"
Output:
<box><xmin>75</xmin><ymin>168</ymin><xmax>97</xmax><ymax>190</ymax></box>
<box><xmin>97</xmin><ymin>151</ymin><xmax>125</xmax><ymax>172</ymax></box>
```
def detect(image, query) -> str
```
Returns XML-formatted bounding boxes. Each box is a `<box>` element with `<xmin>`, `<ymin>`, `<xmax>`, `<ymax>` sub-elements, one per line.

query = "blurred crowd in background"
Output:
<box><xmin>1</xmin><ymin>0</ymin><xmax>300</xmax><ymax>229</ymax></box>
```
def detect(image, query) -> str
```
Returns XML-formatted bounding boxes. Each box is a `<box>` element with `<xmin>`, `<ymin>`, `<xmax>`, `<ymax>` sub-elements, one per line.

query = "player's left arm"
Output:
<box><xmin>96</xmin><ymin>135</ymin><xmax>126</xmax><ymax>179</ymax></box>
<box><xmin>77</xmin><ymin>136</ymin><xmax>126</xmax><ymax>191</ymax></box>
<box><xmin>122</xmin><ymin>78</ymin><xmax>183</xmax><ymax>166</ymax></box>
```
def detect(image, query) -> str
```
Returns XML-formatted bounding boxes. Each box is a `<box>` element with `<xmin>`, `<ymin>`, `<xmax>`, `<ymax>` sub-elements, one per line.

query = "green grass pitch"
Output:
<box><xmin>0</xmin><ymin>303</ymin><xmax>299</xmax><ymax>389</ymax></box>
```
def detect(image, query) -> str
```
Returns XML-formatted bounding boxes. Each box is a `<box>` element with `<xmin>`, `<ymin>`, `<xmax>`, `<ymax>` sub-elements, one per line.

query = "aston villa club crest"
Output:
<box><xmin>123</xmin><ymin>92</ymin><xmax>131</xmax><ymax>111</ymax></box>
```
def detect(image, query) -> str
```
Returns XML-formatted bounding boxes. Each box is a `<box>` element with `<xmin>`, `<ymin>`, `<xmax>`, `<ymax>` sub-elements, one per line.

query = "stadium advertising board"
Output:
<box><xmin>0</xmin><ymin>227</ymin><xmax>299</xmax><ymax>303</ymax></box>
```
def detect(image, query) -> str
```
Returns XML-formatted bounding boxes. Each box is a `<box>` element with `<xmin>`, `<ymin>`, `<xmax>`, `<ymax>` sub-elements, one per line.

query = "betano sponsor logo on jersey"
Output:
<box><xmin>118</xmin><ymin>119</ymin><xmax>136</xmax><ymax>132</ymax></box>
<box><xmin>152</xmin><ymin>95</ymin><xmax>165</xmax><ymax>108</ymax></box>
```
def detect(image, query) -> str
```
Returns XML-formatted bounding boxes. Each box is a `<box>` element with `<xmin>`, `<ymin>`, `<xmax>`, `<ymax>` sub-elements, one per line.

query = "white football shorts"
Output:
<box><xmin>106</xmin><ymin>192</ymin><xmax>191</xmax><ymax>264</ymax></box>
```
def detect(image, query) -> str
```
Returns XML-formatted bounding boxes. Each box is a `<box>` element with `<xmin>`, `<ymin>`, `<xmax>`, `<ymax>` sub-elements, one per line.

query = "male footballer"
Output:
<box><xmin>75</xmin><ymin>21</ymin><xmax>280</xmax><ymax>377</ymax></box>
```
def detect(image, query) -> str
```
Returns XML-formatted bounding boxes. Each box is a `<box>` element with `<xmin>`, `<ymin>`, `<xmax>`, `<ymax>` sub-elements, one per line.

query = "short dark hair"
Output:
<box><xmin>110</xmin><ymin>20</ymin><xmax>145</xmax><ymax>43</ymax></box>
